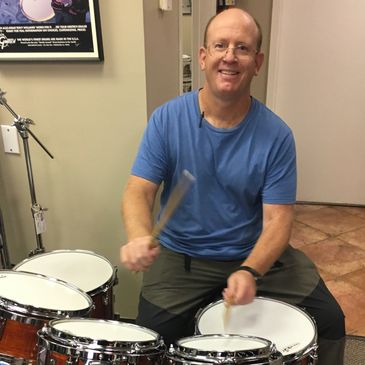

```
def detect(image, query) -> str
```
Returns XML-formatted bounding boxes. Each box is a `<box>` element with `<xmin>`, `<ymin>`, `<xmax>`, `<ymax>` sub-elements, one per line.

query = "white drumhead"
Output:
<box><xmin>14</xmin><ymin>250</ymin><xmax>114</xmax><ymax>293</ymax></box>
<box><xmin>179</xmin><ymin>335</ymin><xmax>267</xmax><ymax>352</ymax></box>
<box><xmin>20</xmin><ymin>0</ymin><xmax>55</xmax><ymax>22</ymax></box>
<box><xmin>52</xmin><ymin>319</ymin><xmax>157</xmax><ymax>342</ymax></box>
<box><xmin>0</xmin><ymin>271</ymin><xmax>90</xmax><ymax>311</ymax></box>
<box><xmin>197</xmin><ymin>298</ymin><xmax>316</xmax><ymax>356</ymax></box>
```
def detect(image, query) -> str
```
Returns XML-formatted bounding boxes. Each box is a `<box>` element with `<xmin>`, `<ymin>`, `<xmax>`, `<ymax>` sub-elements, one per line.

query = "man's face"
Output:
<box><xmin>199</xmin><ymin>9</ymin><xmax>264</xmax><ymax>100</ymax></box>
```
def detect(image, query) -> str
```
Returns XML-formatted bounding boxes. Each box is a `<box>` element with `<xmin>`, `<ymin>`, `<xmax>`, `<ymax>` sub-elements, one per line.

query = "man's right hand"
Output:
<box><xmin>120</xmin><ymin>236</ymin><xmax>160</xmax><ymax>272</ymax></box>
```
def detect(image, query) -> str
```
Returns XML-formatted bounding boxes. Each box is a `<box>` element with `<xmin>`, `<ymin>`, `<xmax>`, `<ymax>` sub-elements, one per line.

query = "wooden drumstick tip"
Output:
<box><xmin>223</xmin><ymin>297</ymin><xmax>233</xmax><ymax>332</ymax></box>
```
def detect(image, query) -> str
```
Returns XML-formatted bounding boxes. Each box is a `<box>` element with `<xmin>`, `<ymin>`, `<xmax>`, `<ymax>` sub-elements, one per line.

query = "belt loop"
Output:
<box><xmin>184</xmin><ymin>254</ymin><xmax>191</xmax><ymax>272</ymax></box>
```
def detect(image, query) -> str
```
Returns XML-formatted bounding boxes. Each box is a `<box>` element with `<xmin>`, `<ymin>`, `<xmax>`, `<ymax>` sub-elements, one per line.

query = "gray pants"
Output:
<box><xmin>137</xmin><ymin>245</ymin><xmax>345</xmax><ymax>364</ymax></box>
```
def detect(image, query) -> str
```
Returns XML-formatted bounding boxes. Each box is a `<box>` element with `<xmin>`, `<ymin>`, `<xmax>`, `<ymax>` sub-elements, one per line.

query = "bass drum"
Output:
<box><xmin>37</xmin><ymin>318</ymin><xmax>165</xmax><ymax>365</ymax></box>
<box><xmin>195</xmin><ymin>298</ymin><xmax>318</xmax><ymax>365</ymax></box>
<box><xmin>14</xmin><ymin>249</ymin><xmax>118</xmax><ymax>319</ymax></box>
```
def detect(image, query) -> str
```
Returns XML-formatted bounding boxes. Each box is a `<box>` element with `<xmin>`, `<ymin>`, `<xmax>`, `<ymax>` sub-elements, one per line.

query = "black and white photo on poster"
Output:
<box><xmin>0</xmin><ymin>0</ymin><xmax>103</xmax><ymax>61</ymax></box>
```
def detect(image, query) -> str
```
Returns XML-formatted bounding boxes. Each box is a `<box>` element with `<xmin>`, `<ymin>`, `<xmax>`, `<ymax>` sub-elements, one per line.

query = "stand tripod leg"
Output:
<box><xmin>0</xmin><ymin>208</ymin><xmax>12</xmax><ymax>269</ymax></box>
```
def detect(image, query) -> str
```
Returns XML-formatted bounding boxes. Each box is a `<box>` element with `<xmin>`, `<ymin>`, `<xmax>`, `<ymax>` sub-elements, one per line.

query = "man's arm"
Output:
<box><xmin>224</xmin><ymin>203</ymin><xmax>294</xmax><ymax>304</ymax></box>
<box><xmin>243</xmin><ymin>203</ymin><xmax>294</xmax><ymax>274</ymax></box>
<box><xmin>120</xmin><ymin>175</ymin><xmax>161</xmax><ymax>272</ymax></box>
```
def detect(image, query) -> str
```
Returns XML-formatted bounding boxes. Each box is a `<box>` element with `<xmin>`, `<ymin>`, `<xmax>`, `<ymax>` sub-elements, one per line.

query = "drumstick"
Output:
<box><xmin>223</xmin><ymin>297</ymin><xmax>233</xmax><ymax>332</ymax></box>
<box><xmin>149</xmin><ymin>169</ymin><xmax>196</xmax><ymax>247</ymax></box>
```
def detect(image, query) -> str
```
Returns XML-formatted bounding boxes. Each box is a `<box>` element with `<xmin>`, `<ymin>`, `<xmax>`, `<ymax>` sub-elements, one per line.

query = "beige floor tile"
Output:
<box><xmin>295</xmin><ymin>207</ymin><xmax>365</xmax><ymax>236</ymax></box>
<box><xmin>338</xmin><ymin>227</ymin><xmax>365</xmax><ymax>251</ymax></box>
<box><xmin>333</xmin><ymin>206</ymin><xmax>365</xmax><ymax>220</ymax></box>
<box><xmin>295</xmin><ymin>204</ymin><xmax>327</xmax><ymax>215</ymax></box>
<box><xmin>291</xmin><ymin>221</ymin><xmax>329</xmax><ymax>248</ymax></box>
<box><xmin>299</xmin><ymin>238</ymin><xmax>365</xmax><ymax>277</ymax></box>
<box><xmin>317</xmin><ymin>267</ymin><xmax>337</xmax><ymax>282</ymax></box>
<box><xmin>338</xmin><ymin>268</ymin><xmax>365</xmax><ymax>291</ymax></box>
<box><xmin>352</xmin><ymin>326</ymin><xmax>365</xmax><ymax>336</ymax></box>
<box><xmin>325</xmin><ymin>279</ymin><xmax>365</xmax><ymax>335</ymax></box>
<box><xmin>296</xmin><ymin>204</ymin><xmax>365</xmax><ymax>336</ymax></box>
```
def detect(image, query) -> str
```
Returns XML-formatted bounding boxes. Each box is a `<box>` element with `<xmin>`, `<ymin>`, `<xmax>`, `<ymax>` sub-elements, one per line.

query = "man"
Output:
<box><xmin>121</xmin><ymin>8</ymin><xmax>345</xmax><ymax>364</ymax></box>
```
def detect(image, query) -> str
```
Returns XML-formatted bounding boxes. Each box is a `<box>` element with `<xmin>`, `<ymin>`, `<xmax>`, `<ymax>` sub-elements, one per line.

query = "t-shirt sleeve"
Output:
<box><xmin>131</xmin><ymin>109</ymin><xmax>168</xmax><ymax>184</ymax></box>
<box><xmin>262</xmin><ymin>131</ymin><xmax>297</xmax><ymax>204</ymax></box>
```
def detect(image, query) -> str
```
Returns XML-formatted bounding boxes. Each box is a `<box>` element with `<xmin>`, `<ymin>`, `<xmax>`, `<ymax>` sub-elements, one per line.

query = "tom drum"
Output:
<box><xmin>0</xmin><ymin>270</ymin><xmax>92</xmax><ymax>363</ymax></box>
<box><xmin>14</xmin><ymin>249</ymin><xmax>118</xmax><ymax>319</ymax></box>
<box><xmin>37</xmin><ymin>318</ymin><xmax>165</xmax><ymax>365</ymax></box>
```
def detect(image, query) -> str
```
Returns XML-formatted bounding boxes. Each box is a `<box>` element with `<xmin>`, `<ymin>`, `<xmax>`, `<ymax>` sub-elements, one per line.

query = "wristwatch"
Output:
<box><xmin>235</xmin><ymin>265</ymin><xmax>263</xmax><ymax>285</ymax></box>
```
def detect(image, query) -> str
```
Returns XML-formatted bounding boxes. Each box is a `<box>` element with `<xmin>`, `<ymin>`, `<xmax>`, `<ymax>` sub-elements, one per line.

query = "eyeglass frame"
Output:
<box><xmin>206</xmin><ymin>42</ymin><xmax>259</xmax><ymax>59</ymax></box>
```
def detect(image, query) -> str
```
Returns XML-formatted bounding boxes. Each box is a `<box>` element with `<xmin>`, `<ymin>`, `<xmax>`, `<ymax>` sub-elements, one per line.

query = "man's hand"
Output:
<box><xmin>120</xmin><ymin>236</ymin><xmax>160</xmax><ymax>272</ymax></box>
<box><xmin>223</xmin><ymin>270</ymin><xmax>257</xmax><ymax>305</ymax></box>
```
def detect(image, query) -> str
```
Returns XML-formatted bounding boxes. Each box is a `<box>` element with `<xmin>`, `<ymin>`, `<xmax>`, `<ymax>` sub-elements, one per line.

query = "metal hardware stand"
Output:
<box><xmin>0</xmin><ymin>89</ymin><xmax>54</xmax><ymax>257</ymax></box>
<box><xmin>0</xmin><ymin>208</ymin><xmax>11</xmax><ymax>269</ymax></box>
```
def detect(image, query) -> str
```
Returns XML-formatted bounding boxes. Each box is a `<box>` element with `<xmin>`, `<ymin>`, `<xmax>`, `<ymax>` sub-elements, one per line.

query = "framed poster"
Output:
<box><xmin>0</xmin><ymin>0</ymin><xmax>103</xmax><ymax>61</ymax></box>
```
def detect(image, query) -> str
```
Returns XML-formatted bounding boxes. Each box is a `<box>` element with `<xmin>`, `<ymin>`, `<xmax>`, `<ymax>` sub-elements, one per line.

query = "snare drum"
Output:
<box><xmin>37</xmin><ymin>318</ymin><xmax>166</xmax><ymax>365</ymax></box>
<box><xmin>14</xmin><ymin>250</ymin><xmax>118</xmax><ymax>319</ymax></box>
<box><xmin>195</xmin><ymin>298</ymin><xmax>318</xmax><ymax>365</ymax></box>
<box><xmin>165</xmin><ymin>334</ymin><xmax>283</xmax><ymax>365</ymax></box>
<box><xmin>0</xmin><ymin>271</ymin><xmax>92</xmax><ymax>363</ymax></box>
<box><xmin>20</xmin><ymin>0</ymin><xmax>55</xmax><ymax>22</ymax></box>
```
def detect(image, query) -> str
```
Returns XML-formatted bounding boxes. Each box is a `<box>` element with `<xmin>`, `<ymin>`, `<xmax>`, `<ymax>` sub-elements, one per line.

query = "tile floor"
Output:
<box><xmin>291</xmin><ymin>204</ymin><xmax>365</xmax><ymax>336</ymax></box>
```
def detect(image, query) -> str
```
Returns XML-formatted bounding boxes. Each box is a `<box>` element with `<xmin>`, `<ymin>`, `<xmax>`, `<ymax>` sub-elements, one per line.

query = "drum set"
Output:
<box><xmin>0</xmin><ymin>248</ymin><xmax>318</xmax><ymax>365</ymax></box>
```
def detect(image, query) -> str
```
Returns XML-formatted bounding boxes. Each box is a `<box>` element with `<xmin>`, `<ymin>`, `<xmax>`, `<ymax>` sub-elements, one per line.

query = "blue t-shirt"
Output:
<box><xmin>131</xmin><ymin>91</ymin><xmax>296</xmax><ymax>260</ymax></box>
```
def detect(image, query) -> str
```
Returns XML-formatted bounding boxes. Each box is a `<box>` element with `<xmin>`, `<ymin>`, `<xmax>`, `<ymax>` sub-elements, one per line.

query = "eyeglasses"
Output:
<box><xmin>207</xmin><ymin>42</ymin><xmax>257</xmax><ymax>58</ymax></box>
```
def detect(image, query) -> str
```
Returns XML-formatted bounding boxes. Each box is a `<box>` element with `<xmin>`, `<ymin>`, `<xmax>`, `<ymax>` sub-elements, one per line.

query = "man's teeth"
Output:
<box><xmin>221</xmin><ymin>70</ymin><xmax>238</xmax><ymax>75</ymax></box>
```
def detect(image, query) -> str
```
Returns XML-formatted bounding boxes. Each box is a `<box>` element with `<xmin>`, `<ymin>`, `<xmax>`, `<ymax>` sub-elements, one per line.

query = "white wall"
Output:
<box><xmin>143</xmin><ymin>0</ymin><xmax>180</xmax><ymax>117</ymax></box>
<box><xmin>190</xmin><ymin>0</ymin><xmax>216</xmax><ymax>90</ymax></box>
<box><xmin>267</xmin><ymin>0</ymin><xmax>365</xmax><ymax>205</ymax></box>
<box><xmin>236</xmin><ymin>0</ymin><xmax>273</xmax><ymax>103</ymax></box>
<box><xmin>0</xmin><ymin>1</ymin><xmax>147</xmax><ymax>318</ymax></box>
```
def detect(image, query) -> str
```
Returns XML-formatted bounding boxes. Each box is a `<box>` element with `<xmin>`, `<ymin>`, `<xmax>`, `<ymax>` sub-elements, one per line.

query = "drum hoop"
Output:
<box><xmin>0</xmin><ymin>271</ymin><xmax>93</xmax><ymax>319</ymax></box>
<box><xmin>86</xmin><ymin>266</ymin><xmax>118</xmax><ymax>297</ymax></box>
<box><xmin>13</xmin><ymin>249</ymin><xmax>118</xmax><ymax>295</ymax></box>
<box><xmin>280</xmin><ymin>341</ymin><xmax>318</xmax><ymax>363</ymax></box>
<box><xmin>195</xmin><ymin>296</ymin><xmax>318</xmax><ymax>359</ymax></box>
<box><xmin>0</xmin><ymin>307</ymin><xmax>45</xmax><ymax>326</ymax></box>
<box><xmin>38</xmin><ymin>330</ymin><xmax>166</xmax><ymax>362</ymax></box>
<box><xmin>0</xmin><ymin>353</ymin><xmax>29</xmax><ymax>365</ymax></box>
<box><xmin>173</xmin><ymin>334</ymin><xmax>275</xmax><ymax>361</ymax></box>
<box><xmin>43</xmin><ymin>318</ymin><xmax>165</xmax><ymax>352</ymax></box>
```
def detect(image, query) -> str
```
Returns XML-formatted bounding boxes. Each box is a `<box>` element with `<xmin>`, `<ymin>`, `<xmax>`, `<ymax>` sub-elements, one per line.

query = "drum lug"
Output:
<box><xmin>102</xmin><ymin>292</ymin><xmax>109</xmax><ymax>306</ymax></box>
<box><xmin>268</xmin><ymin>346</ymin><xmax>283</xmax><ymax>365</ymax></box>
<box><xmin>310</xmin><ymin>343</ymin><xmax>319</xmax><ymax>364</ymax></box>
<box><xmin>0</xmin><ymin>317</ymin><xmax>6</xmax><ymax>340</ymax></box>
<box><xmin>114</xmin><ymin>266</ymin><xmax>119</xmax><ymax>286</ymax></box>
<box><xmin>269</xmin><ymin>352</ymin><xmax>284</xmax><ymax>365</ymax></box>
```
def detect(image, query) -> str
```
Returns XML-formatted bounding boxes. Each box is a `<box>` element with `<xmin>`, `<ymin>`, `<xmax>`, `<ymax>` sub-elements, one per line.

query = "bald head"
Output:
<box><xmin>203</xmin><ymin>8</ymin><xmax>262</xmax><ymax>52</ymax></box>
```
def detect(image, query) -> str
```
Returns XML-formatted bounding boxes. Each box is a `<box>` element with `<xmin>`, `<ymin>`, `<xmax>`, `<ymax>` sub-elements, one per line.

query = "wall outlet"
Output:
<box><xmin>1</xmin><ymin>125</ymin><xmax>20</xmax><ymax>154</ymax></box>
<box><xmin>159</xmin><ymin>0</ymin><xmax>172</xmax><ymax>11</ymax></box>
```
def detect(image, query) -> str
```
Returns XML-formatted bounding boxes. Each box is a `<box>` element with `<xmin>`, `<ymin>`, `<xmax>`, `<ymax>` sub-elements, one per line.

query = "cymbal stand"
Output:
<box><xmin>0</xmin><ymin>208</ymin><xmax>12</xmax><ymax>269</ymax></box>
<box><xmin>0</xmin><ymin>89</ymin><xmax>54</xmax><ymax>257</ymax></box>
